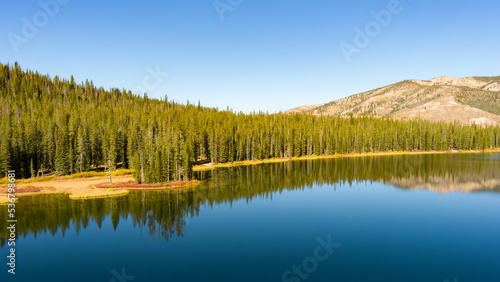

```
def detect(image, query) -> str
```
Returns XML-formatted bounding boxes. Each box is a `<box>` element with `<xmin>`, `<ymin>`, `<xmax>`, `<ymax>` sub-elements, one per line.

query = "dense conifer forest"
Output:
<box><xmin>1</xmin><ymin>62</ymin><xmax>499</xmax><ymax>183</ymax></box>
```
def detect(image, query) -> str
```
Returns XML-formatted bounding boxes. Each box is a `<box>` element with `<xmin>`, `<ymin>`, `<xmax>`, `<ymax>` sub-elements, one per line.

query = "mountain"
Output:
<box><xmin>288</xmin><ymin>76</ymin><xmax>500</xmax><ymax>126</ymax></box>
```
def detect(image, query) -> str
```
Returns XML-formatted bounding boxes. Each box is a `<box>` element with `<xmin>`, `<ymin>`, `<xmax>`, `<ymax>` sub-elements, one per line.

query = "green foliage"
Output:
<box><xmin>1</xmin><ymin>62</ymin><xmax>499</xmax><ymax>183</ymax></box>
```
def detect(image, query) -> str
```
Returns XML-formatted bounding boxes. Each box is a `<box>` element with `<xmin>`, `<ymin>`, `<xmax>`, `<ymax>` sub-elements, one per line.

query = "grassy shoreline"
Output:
<box><xmin>192</xmin><ymin>148</ymin><xmax>500</xmax><ymax>171</ymax></box>
<box><xmin>0</xmin><ymin>177</ymin><xmax>198</xmax><ymax>203</ymax></box>
<box><xmin>0</xmin><ymin>169</ymin><xmax>134</xmax><ymax>185</ymax></box>
<box><xmin>1</xmin><ymin>148</ymin><xmax>499</xmax><ymax>203</ymax></box>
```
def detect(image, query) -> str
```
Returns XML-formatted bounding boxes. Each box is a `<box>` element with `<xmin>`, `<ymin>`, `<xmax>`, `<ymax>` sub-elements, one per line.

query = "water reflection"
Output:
<box><xmin>1</xmin><ymin>153</ymin><xmax>499</xmax><ymax>246</ymax></box>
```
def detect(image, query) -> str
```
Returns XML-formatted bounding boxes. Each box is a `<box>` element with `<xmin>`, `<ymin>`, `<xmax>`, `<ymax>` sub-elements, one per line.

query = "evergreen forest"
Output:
<box><xmin>1</xmin><ymin>62</ymin><xmax>499</xmax><ymax>183</ymax></box>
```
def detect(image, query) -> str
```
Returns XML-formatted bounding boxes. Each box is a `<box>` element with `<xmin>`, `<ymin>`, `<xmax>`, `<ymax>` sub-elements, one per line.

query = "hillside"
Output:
<box><xmin>288</xmin><ymin>76</ymin><xmax>500</xmax><ymax>126</ymax></box>
<box><xmin>1</xmin><ymin>63</ymin><xmax>499</xmax><ymax>182</ymax></box>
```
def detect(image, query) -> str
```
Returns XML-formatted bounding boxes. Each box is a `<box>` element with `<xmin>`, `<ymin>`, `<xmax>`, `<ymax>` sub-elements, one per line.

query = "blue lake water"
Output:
<box><xmin>2</xmin><ymin>153</ymin><xmax>500</xmax><ymax>281</ymax></box>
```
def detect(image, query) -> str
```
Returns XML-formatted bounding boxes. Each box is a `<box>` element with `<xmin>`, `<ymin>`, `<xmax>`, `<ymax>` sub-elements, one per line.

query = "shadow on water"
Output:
<box><xmin>1</xmin><ymin>153</ymin><xmax>500</xmax><ymax>246</ymax></box>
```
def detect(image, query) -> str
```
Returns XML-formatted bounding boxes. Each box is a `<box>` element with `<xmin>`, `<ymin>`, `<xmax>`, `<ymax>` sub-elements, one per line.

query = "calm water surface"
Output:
<box><xmin>2</xmin><ymin>153</ymin><xmax>500</xmax><ymax>282</ymax></box>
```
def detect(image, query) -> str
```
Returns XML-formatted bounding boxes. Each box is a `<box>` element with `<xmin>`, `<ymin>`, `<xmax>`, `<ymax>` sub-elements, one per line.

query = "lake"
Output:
<box><xmin>2</xmin><ymin>153</ymin><xmax>500</xmax><ymax>281</ymax></box>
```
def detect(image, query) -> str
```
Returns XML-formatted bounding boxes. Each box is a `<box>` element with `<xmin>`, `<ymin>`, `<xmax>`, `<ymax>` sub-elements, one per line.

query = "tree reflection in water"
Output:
<box><xmin>2</xmin><ymin>153</ymin><xmax>499</xmax><ymax>246</ymax></box>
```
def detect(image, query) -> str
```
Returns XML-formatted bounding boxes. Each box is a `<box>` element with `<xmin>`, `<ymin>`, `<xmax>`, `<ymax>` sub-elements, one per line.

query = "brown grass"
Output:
<box><xmin>2</xmin><ymin>175</ymin><xmax>135</xmax><ymax>200</ymax></box>
<box><xmin>0</xmin><ymin>169</ymin><xmax>134</xmax><ymax>184</ymax></box>
<box><xmin>2</xmin><ymin>174</ymin><xmax>200</xmax><ymax>200</ymax></box>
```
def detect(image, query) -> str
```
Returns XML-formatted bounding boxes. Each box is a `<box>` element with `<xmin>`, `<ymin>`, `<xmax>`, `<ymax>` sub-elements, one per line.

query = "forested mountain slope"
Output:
<box><xmin>1</xmin><ymin>62</ymin><xmax>499</xmax><ymax>183</ymax></box>
<box><xmin>289</xmin><ymin>76</ymin><xmax>500</xmax><ymax>126</ymax></box>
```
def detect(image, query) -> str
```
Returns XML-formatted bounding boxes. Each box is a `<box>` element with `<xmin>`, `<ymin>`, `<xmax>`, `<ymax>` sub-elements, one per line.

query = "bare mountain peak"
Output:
<box><xmin>288</xmin><ymin>76</ymin><xmax>500</xmax><ymax>126</ymax></box>
<box><xmin>411</xmin><ymin>76</ymin><xmax>494</xmax><ymax>89</ymax></box>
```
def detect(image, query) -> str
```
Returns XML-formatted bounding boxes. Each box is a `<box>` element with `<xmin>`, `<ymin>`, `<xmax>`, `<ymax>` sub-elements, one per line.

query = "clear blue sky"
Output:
<box><xmin>1</xmin><ymin>0</ymin><xmax>500</xmax><ymax>113</ymax></box>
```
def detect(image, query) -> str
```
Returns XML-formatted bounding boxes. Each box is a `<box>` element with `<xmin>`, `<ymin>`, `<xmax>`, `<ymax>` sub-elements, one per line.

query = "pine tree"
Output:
<box><xmin>0</xmin><ymin>116</ymin><xmax>12</xmax><ymax>177</ymax></box>
<box><xmin>55</xmin><ymin>122</ymin><xmax>70</xmax><ymax>176</ymax></box>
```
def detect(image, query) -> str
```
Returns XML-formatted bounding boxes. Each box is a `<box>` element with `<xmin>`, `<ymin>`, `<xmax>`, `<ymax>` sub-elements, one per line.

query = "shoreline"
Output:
<box><xmin>1</xmin><ymin>148</ymin><xmax>499</xmax><ymax>203</ymax></box>
<box><xmin>0</xmin><ymin>176</ymin><xmax>199</xmax><ymax>203</ymax></box>
<box><xmin>192</xmin><ymin>148</ymin><xmax>500</xmax><ymax>171</ymax></box>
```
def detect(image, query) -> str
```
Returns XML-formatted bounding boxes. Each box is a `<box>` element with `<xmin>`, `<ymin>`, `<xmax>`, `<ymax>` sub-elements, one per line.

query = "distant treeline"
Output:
<box><xmin>1</xmin><ymin>62</ymin><xmax>499</xmax><ymax>182</ymax></box>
